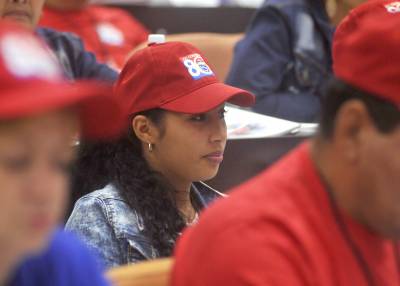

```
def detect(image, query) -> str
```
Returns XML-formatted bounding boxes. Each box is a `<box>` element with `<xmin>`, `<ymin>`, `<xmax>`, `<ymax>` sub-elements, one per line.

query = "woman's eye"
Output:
<box><xmin>190</xmin><ymin>114</ymin><xmax>206</xmax><ymax>122</ymax></box>
<box><xmin>219</xmin><ymin>108</ymin><xmax>228</xmax><ymax>119</ymax></box>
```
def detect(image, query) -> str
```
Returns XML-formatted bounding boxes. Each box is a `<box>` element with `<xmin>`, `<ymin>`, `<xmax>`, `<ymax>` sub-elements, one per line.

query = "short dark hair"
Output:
<box><xmin>319</xmin><ymin>77</ymin><xmax>400</xmax><ymax>138</ymax></box>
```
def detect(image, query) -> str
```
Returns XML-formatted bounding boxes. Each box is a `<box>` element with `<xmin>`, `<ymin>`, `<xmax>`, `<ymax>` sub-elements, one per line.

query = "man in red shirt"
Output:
<box><xmin>171</xmin><ymin>1</ymin><xmax>400</xmax><ymax>285</ymax></box>
<box><xmin>40</xmin><ymin>0</ymin><xmax>149</xmax><ymax>70</ymax></box>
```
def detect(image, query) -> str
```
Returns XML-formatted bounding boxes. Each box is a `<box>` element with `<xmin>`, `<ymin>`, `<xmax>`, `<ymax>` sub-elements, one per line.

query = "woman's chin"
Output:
<box><xmin>196</xmin><ymin>168</ymin><xmax>220</xmax><ymax>182</ymax></box>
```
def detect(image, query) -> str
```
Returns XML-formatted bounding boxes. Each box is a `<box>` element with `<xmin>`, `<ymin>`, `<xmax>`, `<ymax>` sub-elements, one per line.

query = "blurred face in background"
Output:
<box><xmin>320</xmin><ymin>98</ymin><xmax>400</xmax><ymax>239</ymax></box>
<box><xmin>0</xmin><ymin>0</ymin><xmax>45</xmax><ymax>29</ymax></box>
<box><xmin>0</xmin><ymin>110</ymin><xmax>78</xmax><ymax>256</ymax></box>
<box><xmin>353</xmin><ymin>122</ymin><xmax>400</xmax><ymax>239</ymax></box>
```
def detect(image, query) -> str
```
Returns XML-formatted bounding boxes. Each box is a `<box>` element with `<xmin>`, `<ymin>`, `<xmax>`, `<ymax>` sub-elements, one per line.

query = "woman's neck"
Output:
<box><xmin>168</xmin><ymin>179</ymin><xmax>196</xmax><ymax>223</ymax></box>
<box><xmin>175</xmin><ymin>190</ymin><xmax>197</xmax><ymax>224</ymax></box>
<box><xmin>174</xmin><ymin>187</ymin><xmax>191</xmax><ymax>207</ymax></box>
<box><xmin>145</xmin><ymin>153</ymin><xmax>197</xmax><ymax>222</ymax></box>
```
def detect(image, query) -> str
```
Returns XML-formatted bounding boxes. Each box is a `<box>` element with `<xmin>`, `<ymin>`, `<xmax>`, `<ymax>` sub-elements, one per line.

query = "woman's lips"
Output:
<box><xmin>204</xmin><ymin>151</ymin><xmax>224</xmax><ymax>164</ymax></box>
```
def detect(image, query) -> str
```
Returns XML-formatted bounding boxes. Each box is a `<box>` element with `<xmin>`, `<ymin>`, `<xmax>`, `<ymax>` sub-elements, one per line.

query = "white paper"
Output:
<box><xmin>226</xmin><ymin>106</ymin><xmax>302</xmax><ymax>139</ymax></box>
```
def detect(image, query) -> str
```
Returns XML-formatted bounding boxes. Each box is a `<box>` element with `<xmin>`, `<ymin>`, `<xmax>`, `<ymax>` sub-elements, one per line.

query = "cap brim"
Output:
<box><xmin>160</xmin><ymin>82</ymin><xmax>255</xmax><ymax>114</ymax></box>
<box><xmin>0</xmin><ymin>80</ymin><xmax>124</xmax><ymax>139</ymax></box>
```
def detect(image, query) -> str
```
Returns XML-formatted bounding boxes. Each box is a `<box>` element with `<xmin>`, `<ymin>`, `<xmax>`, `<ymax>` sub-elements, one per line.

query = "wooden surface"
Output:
<box><xmin>107</xmin><ymin>258</ymin><xmax>173</xmax><ymax>286</ymax></box>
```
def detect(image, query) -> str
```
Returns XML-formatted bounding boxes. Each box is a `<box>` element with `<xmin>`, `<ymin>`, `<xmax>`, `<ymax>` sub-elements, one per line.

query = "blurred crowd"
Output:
<box><xmin>1</xmin><ymin>0</ymin><xmax>400</xmax><ymax>285</ymax></box>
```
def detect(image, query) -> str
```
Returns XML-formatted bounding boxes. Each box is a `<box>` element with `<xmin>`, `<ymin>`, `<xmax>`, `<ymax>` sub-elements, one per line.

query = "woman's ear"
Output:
<box><xmin>131</xmin><ymin>115</ymin><xmax>158</xmax><ymax>144</ymax></box>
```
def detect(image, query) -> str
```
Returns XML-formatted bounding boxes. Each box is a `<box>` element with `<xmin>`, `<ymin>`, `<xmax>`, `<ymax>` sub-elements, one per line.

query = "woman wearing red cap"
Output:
<box><xmin>66</xmin><ymin>41</ymin><xmax>255</xmax><ymax>268</ymax></box>
<box><xmin>0</xmin><ymin>22</ymin><xmax>123</xmax><ymax>286</ymax></box>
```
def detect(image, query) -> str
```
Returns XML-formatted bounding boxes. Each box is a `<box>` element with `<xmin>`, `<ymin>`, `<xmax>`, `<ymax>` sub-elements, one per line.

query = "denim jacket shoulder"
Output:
<box><xmin>65</xmin><ymin>184</ymin><xmax>156</xmax><ymax>269</ymax></box>
<box><xmin>66</xmin><ymin>182</ymin><xmax>223</xmax><ymax>268</ymax></box>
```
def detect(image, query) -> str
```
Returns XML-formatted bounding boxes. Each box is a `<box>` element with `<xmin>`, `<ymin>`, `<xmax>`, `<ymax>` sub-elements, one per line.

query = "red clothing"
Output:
<box><xmin>39</xmin><ymin>5</ymin><xmax>148</xmax><ymax>70</ymax></box>
<box><xmin>172</xmin><ymin>142</ymin><xmax>400</xmax><ymax>286</ymax></box>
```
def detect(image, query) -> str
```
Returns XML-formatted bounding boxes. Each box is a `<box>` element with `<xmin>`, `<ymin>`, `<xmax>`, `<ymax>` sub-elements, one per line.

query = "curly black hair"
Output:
<box><xmin>70</xmin><ymin>109</ymin><xmax>186</xmax><ymax>257</ymax></box>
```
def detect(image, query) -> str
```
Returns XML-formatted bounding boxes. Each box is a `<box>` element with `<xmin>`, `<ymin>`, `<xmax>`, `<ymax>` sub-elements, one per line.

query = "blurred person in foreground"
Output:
<box><xmin>0</xmin><ymin>0</ymin><xmax>117</xmax><ymax>81</ymax></box>
<box><xmin>0</xmin><ymin>20</ymin><xmax>123</xmax><ymax>285</ymax></box>
<box><xmin>172</xmin><ymin>1</ymin><xmax>400</xmax><ymax>285</ymax></box>
<box><xmin>40</xmin><ymin>0</ymin><xmax>149</xmax><ymax>71</ymax></box>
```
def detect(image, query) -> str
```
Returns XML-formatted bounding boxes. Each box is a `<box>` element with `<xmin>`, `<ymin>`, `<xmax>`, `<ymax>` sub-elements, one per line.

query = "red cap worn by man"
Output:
<box><xmin>171</xmin><ymin>1</ymin><xmax>400</xmax><ymax>285</ymax></box>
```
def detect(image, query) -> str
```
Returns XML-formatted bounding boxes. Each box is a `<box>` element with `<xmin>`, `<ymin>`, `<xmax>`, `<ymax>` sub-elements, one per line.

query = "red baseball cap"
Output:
<box><xmin>333</xmin><ymin>0</ymin><xmax>400</xmax><ymax>107</ymax></box>
<box><xmin>115</xmin><ymin>41</ymin><xmax>255</xmax><ymax>114</ymax></box>
<box><xmin>0</xmin><ymin>20</ymin><xmax>124</xmax><ymax>139</ymax></box>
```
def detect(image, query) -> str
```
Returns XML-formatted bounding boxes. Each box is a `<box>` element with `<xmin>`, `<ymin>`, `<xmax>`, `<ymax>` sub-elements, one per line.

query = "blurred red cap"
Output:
<box><xmin>333</xmin><ymin>0</ymin><xmax>400</xmax><ymax>107</ymax></box>
<box><xmin>0</xmin><ymin>20</ymin><xmax>124</xmax><ymax>139</ymax></box>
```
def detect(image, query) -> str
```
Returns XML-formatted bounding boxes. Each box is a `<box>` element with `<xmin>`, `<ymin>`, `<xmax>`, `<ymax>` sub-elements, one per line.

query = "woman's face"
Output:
<box><xmin>150</xmin><ymin>105</ymin><xmax>227</xmax><ymax>190</ymax></box>
<box><xmin>0</xmin><ymin>111</ymin><xmax>78</xmax><ymax>256</ymax></box>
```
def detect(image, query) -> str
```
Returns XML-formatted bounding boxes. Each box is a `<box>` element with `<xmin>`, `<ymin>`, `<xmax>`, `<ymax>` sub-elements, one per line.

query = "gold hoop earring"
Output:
<box><xmin>148</xmin><ymin>142</ymin><xmax>153</xmax><ymax>152</ymax></box>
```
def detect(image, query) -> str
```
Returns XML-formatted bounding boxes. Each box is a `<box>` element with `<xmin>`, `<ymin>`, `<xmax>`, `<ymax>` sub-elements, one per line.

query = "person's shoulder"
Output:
<box><xmin>36</xmin><ymin>27</ymin><xmax>118</xmax><ymax>82</ymax></box>
<box><xmin>262</xmin><ymin>0</ymin><xmax>309</xmax><ymax>11</ymax></box>
<box><xmin>89</xmin><ymin>5</ymin><xmax>139</xmax><ymax>21</ymax></box>
<box><xmin>192</xmin><ymin>143</ymin><xmax>313</xmax><ymax>232</ymax></box>
<box><xmin>36</xmin><ymin>27</ymin><xmax>81</xmax><ymax>43</ymax></box>
<box><xmin>173</xmin><ymin>144</ymin><xmax>327</xmax><ymax>286</ymax></box>
<box><xmin>89</xmin><ymin>5</ymin><xmax>148</xmax><ymax>36</ymax></box>
<box><xmin>47</xmin><ymin>229</ymin><xmax>94</xmax><ymax>259</ymax></box>
<box><xmin>72</xmin><ymin>184</ymin><xmax>131</xmax><ymax>224</ymax></box>
<box><xmin>71</xmin><ymin>185</ymin><xmax>154</xmax><ymax>259</ymax></box>
<box><xmin>48</xmin><ymin>230</ymin><xmax>110</xmax><ymax>284</ymax></box>
<box><xmin>12</xmin><ymin>229</ymin><xmax>109</xmax><ymax>286</ymax></box>
<box><xmin>36</xmin><ymin>27</ymin><xmax>85</xmax><ymax>54</ymax></box>
<box><xmin>74</xmin><ymin>184</ymin><xmax>146</xmax><ymax>237</ymax></box>
<box><xmin>17</xmin><ymin>230</ymin><xmax>84</xmax><ymax>266</ymax></box>
<box><xmin>84</xmin><ymin>184</ymin><xmax>124</xmax><ymax>201</ymax></box>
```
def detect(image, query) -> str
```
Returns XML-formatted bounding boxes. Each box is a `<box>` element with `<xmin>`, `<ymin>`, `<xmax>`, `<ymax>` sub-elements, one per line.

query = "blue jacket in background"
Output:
<box><xmin>37</xmin><ymin>27</ymin><xmax>118</xmax><ymax>82</ymax></box>
<box><xmin>9</xmin><ymin>229</ymin><xmax>110</xmax><ymax>286</ymax></box>
<box><xmin>226</xmin><ymin>0</ymin><xmax>333</xmax><ymax>122</ymax></box>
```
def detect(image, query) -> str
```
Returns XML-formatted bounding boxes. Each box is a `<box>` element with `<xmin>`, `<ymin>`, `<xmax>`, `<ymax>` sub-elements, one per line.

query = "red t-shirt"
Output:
<box><xmin>39</xmin><ymin>5</ymin><xmax>149</xmax><ymax>70</ymax></box>
<box><xmin>172</xmin><ymin>142</ymin><xmax>400</xmax><ymax>286</ymax></box>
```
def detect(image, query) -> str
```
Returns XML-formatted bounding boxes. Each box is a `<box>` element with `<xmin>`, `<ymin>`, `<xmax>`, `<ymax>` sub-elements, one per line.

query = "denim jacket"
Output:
<box><xmin>65</xmin><ymin>182</ymin><xmax>224</xmax><ymax>269</ymax></box>
<box><xmin>36</xmin><ymin>28</ymin><xmax>117</xmax><ymax>82</ymax></box>
<box><xmin>226</xmin><ymin>0</ymin><xmax>333</xmax><ymax>122</ymax></box>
